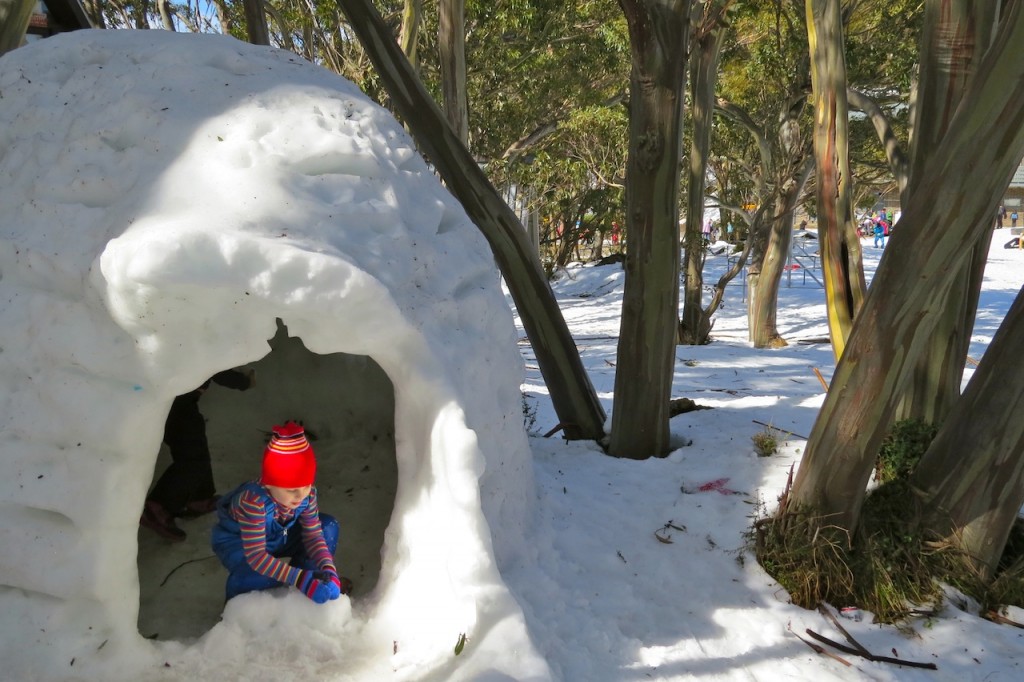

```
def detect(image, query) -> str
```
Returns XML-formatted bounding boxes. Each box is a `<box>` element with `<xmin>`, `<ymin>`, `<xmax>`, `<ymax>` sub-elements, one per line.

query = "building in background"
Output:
<box><xmin>23</xmin><ymin>0</ymin><xmax>91</xmax><ymax>45</ymax></box>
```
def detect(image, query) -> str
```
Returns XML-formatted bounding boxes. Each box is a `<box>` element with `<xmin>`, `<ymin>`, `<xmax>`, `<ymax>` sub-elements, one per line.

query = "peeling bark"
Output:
<box><xmin>790</xmin><ymin>1</ymin><xmax>1024</xmax><ymax>532</ymax></box>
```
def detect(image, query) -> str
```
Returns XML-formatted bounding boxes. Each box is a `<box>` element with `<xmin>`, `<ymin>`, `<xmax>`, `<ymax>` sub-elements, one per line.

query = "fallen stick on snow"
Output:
<box><xmin>804</xmin><ymin>629</ymin><xmax>937</xmax><ymax>670</ymax></box>
<box><xmin>812</xmin><ymin>367</ymin><xmax>829</xmax><ymax>392</ymax></box>
<box><xmin>817</xmin><ymin>604</ymin><xmax>872</xmax><ymax>658</ymax></box>
<box><xmin>984</xmin><ymin>610</ymin><xmax>1024</xmax><ymax>629</ymax></box>
<box><xmin>543</xmin><ymin>422</ymin><xmax>571</xmax><ymax>438</ymax></box>
<box><xmin>812</xmin><ymin>605</ymin><xmax>938</xmax><ymax>670</ymax></box>
<box><xmin>787</xmin><ymin>624</ymin><xmax>851</xmax><ymax>667</ymax></box>
<box><xmin>752</xmin><ymin>420</ymin><xmax>808</xmax><ymax>441</ymax></box>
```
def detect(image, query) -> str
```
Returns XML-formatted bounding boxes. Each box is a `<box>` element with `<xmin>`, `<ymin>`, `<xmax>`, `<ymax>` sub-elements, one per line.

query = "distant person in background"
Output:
<box><xmin>702</xmin><ymin>218</ymin><xmax>713</xmax><ymax>245</ymax></box>
<box><xmin>1012</xmin><ymin>211</ymin><xmax>1019</xmax><ymax>228</ymax></box>
<box><xmin>140</xmin><ymin>367</ymin><xmax>255</xmax><ymax>541</ymax></box>
<box><xmin>873</xmin><ymin>217</ymin><xmax>887</xmax><ymax>248</ymax></box>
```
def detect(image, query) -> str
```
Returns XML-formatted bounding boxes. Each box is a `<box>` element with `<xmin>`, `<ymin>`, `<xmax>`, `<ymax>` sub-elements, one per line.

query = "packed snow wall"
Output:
<box><xmin>0</xmin><ymin>29</ymin><xmax>549</xmax><ymax>681</ymax></box>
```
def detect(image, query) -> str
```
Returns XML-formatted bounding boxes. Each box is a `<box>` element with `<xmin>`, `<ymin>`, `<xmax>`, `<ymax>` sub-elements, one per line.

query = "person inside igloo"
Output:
<box><xmin>211</xmin><ymin>420</ymin><xmax>354</xmax><ymax>603</ymax></box>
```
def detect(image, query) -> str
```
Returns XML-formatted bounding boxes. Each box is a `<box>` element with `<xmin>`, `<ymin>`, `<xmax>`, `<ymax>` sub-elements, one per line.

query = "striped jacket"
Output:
<box><xmin>211</xmin><ymin>481</ymin><xmax>335</xmax><ymax>587</ymax></box>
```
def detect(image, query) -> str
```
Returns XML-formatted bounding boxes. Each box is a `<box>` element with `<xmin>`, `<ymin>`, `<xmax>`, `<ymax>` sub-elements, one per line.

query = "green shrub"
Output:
<box><xmin>752</xmin><ymin>427</ymin><xmax>778</xmax><ymax>457</ymax></box>
<box><xmin>874</xmin><ymin>419</ymin><xmax>938</xmax><ymax>484</ymax></box>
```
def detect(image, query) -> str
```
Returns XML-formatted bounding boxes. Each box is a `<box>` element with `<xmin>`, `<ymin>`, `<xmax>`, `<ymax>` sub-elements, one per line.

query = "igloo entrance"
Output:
<box><xmin>137</xmin><ymin>322</ymin><xmax>397</xmax><ymax>641</ymax></box>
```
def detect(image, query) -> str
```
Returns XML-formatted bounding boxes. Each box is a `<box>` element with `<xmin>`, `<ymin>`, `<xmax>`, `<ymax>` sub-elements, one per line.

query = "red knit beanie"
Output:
<box><xmin>261</xmin><ymin>422</ymin><xmax>316</xmax><ymax>488</ymax></box>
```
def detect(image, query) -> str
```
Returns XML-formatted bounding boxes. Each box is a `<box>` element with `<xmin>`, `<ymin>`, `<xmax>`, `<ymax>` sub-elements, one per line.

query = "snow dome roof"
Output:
<box><xmin>0</xmin><ymin>29</ymin><xmax>548</xmax><ymax>681</ymax></box>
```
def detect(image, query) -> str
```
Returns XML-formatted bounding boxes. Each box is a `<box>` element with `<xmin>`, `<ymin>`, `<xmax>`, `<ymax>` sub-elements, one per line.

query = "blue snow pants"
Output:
<box><xmin>218</xmin><ymin>514</ymin><xmax>338</xmax><ymax>601</ymax></box>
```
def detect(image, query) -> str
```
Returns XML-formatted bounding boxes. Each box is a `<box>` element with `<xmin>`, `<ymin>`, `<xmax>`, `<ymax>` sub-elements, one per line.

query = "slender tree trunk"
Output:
<box><xmin>713</xmin><ymin>96</ymin><xmax>807</xmax><ymax>348</ymax></box>
<box><xmin>131</xmin><ymin>0</ymin><xmax>149</xmax><ymax>29</ymax></box>
<box><xmin>157</xmin><ymin>0</ymin><xmax>176</xmax><ymax>31</ymax></box>
<box><xmin>748</xmin><ymin>188</ymin><xmax>799</xmax><ymax>348</ymax></box>
<box><xmin>554</xmin><ymin>212</ymin><xmax>584</xmax><ymax>268</ymax></box>
<box><xmin>680</xmin><ymin>24</ymin><xmax>724</xmax><ymax>346</ymax></box>
<box><xmin>847</xmin><ymin>88</ymin><xmax>909</xmax><ymax>196</ymax></box>
<box><xmin>400</xmin><ymin>0</ymin><xmax>423</xmax><ymax>67</ymax></box>
<box><xmin>337</xmin><ymin>0</ymin><xmax>606</xmax><ymax>441</ymax></box>
<box><xmin>896</xmin><ymin>1</ymin><xmax>1000</xmax><ymax>425</ymax></box>
<box><xmin>438</xmin><ymin>0</ymin><xmax>469</xmax><ymax>144</ymax></box>
<box><xmin>243</xmin><ymin>0</ymin><xmax>270</xmax><ymax>46</ymax></box>
<box><xmin>911</xmin><ymin>286</ymin><xmax>1024</xmax><ymax>580</ymax></box>
<box><xmin>790</xmin><ymin>2</ymin><xmax>1024</xmax><ymax>533</ymax></box>
<box><xmin>263</xmin><ymin>3</ymin><xmax>294</xmax><ymax>52</ymax></box>
<box><xmin>0</xmin><ymin>0</ymin><xmax>34</xmax><ymax>56</ymax></box>
<box><xmin>608</xmin><ymin>0</ymin><xmax>691</xmax><ymax>459</ymax></box>
<box><xmin>806</xmin><ymin>0</ymin><xmax>865</xmax><ymax>361</ymax></box>
<box><xmin>211</xmin><ymin>0</ymin><xmax>232</xmax><ymax>35</ymax></box>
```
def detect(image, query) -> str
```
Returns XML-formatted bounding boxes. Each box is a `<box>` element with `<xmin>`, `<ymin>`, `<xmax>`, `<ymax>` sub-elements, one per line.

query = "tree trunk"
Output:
<box><xmin>608</xmin><ymin>0</ymin><xmax>691</xmax><ymax>459</ymax></box>
<box><xmin>131</xmin><ymin>0</ymin><xmax>147</xmax><ymax>30</ymax></box>
<box><xmin>806</xmin><ymin>0</ymin><xmax>865</xmax><ymax>361</ymax></box>
<box><xmin>554</xmin><ymin>213</ymin><xmax>584</xmax><ymax>268</ymax></box>
<box><xmin>158</xmin><ymin>0</ymin><xmax>176</xmax><ymax>31</ymax></box>
<box><xmin>212</xmin><ymin>0</ymin><xmax>232</xmax><ymax>35</ymax></box>
<box><xmin>896</xmin><ymin>1</ymin><xmax>999</xmax><ymax>425</ymax></box>
<box><xmin>337</xmin><ymin>0</ymin><xmax>606</xmax><ymax>441</ymax></box>
<box><xmin>898</xmin><ymin>231</ymin><xmax>991</xmax><ymax>424</ymax></box>
<box><xmin>700</xmin><ymin>205</ymin><xmax>762</xmax><ymax>335</ymax></box>
<box><xmin>911</xmin><ymin>286</ymin><xmax>1024</xmax><ymax>580</ymax></box>
<box><xmin>748</xmin><ymin>190</ymin><xmax>798</xmax><ymax>348</ymax></box>
<box><xmin>438</xmin><ymin>0</ymin><xmax>469</xmax><ymax>144</ymax></box>
<box><xmin>713</xmin><ymin>94</ymin><xmax>809</xmax><ymax>351</ymax></box>
<box><xmin>847</xmin><ymin>88</ymin><xmax>908</xmax><ymax>196</ymax></box>
<box><xmin>81</xmin><ymin>0</ymin><xmax>106</xmax><ymax>29</ymax></box>
<box><xmin>243</xmin><ymin>0</ymin><xmax>270</xmax><ymax>46</ymax></box>
<box><xmin>790</xmin><ymin>2</ymin><xmax>1024</xmax><ymax>533</ymax></box>
<box><xmin>400</xmin><ymin>0</ymin><xmax>423</xmax><ymax>67</ymax></box>
<box><xmin>680</xmin><ymin>24</ymin><xmax>724</xmax><ymax>346</ymax></box>
<box><xmin>0</xmin><ymin>0</ymin><xmax>34</xmax><ymax>56</ymax></box>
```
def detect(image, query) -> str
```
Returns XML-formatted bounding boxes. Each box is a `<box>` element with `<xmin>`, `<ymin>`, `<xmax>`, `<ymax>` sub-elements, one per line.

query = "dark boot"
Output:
<box><xmin>176</xmin><ymin>495</ymin><xmax>219</xmax><ymax>518</ymax></box>
<box><xmin>140</xmin><ymin>499</ymin><xmax>186</xmax><ymax>542</ymax></box>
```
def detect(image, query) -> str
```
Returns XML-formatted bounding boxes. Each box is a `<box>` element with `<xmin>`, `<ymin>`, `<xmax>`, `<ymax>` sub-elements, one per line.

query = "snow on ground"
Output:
<box><xmin>507</xmin><ymin>232</ymin><xmax>1024</xmax><ymax>681</ymax></box>
<box><xmin>3</xmin><ymin>26</ymin><xmax>1024</xmax><ymax>682</ymax></box>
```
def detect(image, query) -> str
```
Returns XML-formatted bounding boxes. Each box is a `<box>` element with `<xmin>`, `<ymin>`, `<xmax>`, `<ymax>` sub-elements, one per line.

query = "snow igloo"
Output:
<box><xmin>0</xmin><ymin>30</ymin><xmax>550</xmax><ymax>681</ymax></box>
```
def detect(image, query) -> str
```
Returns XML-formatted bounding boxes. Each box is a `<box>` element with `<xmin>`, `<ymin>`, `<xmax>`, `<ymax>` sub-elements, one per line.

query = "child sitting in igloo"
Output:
<box><xmin>211</xmin><ymin>421</ymin><xmax>353</xmax><ymax>602</ymax></box>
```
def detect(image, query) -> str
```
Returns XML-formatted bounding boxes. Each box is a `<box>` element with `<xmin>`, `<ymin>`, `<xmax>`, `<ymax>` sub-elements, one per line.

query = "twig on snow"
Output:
<box><xmin>787</xmin><ymin>623</ymin><xmax>852</xmax><ymax>666</ymax></box>
<box><xmin>752</xmin><ymin>420</ymin><xmax>808</xmax><ymax>440</ymax></box>
<box><xmin>160</xmin><ymin>555</ymin><xmax>218</xmax><ymax>587</ymax></box>
<box><xmin>810</xmin><ymin>605</ymin><xmax>938</xmax><ymax>670</ymax></box>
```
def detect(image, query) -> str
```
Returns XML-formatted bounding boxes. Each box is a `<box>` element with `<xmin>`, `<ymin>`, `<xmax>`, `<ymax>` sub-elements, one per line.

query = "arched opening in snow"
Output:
<box><xmin>136</xmin><ymin>321</ymin><xmax>397</xmax><ymax>641</ymax></box>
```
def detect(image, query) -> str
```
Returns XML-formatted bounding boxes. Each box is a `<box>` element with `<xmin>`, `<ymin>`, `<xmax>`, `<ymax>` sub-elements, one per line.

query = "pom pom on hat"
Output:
<box><xmin>262</xmin><ymin>422</ymin><xmax>316</xmax><ymax>488</ymax></box>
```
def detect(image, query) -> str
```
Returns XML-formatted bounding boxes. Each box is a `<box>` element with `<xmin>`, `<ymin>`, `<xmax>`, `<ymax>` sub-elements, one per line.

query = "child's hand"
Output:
<box><xmin>298</xmin><ymin>570</ymin><xmax>340</xmax><ymax>603</ymax></box>
<box><xmin>321</xmin><ymin>568</ymin><xmax>354</xmax><ymax>596</ymax></box>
